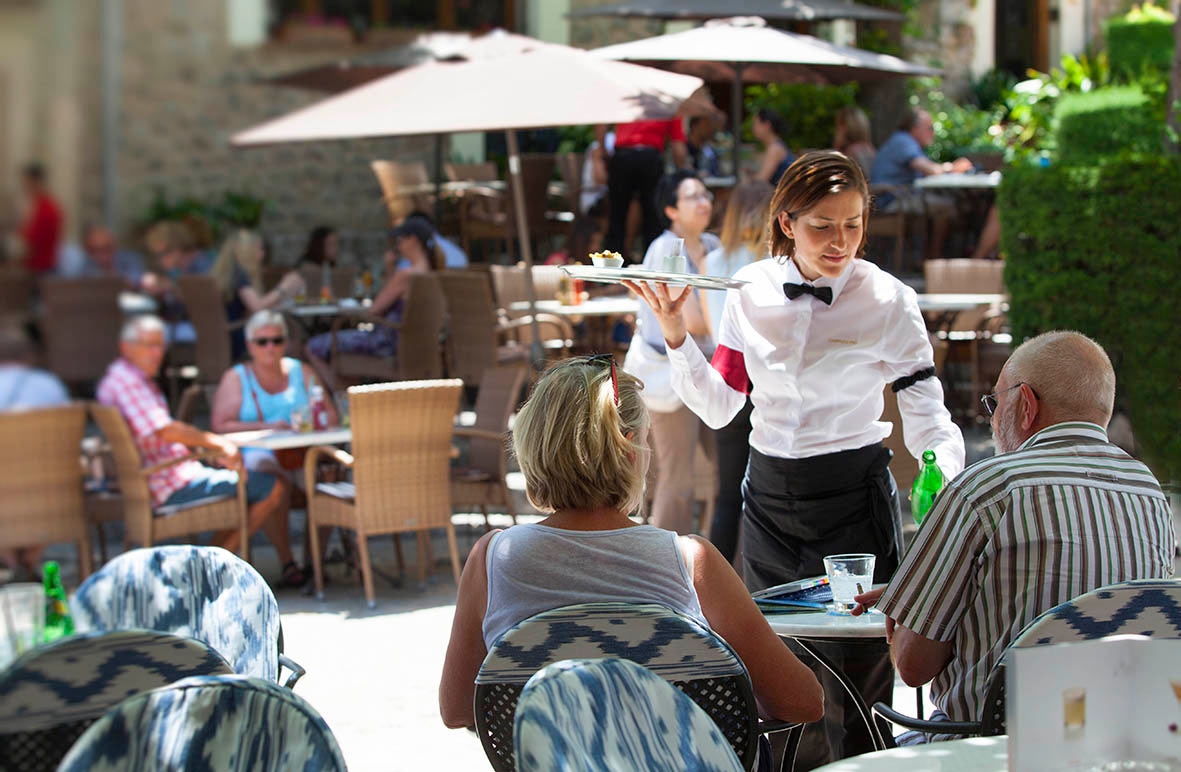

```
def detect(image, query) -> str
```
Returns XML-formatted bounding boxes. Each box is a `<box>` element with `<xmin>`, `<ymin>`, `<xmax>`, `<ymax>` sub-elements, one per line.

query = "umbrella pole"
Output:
<box><xmin>731</xmin><ymin>63</ymin><xmax>745</xmax><ymax>181</ymax></box>
<box><xmin>505</xmin><ymin>129</ymin><xmax>545</xmax><ymax>370</ymax></box>
<box><xmin>433</xmin><ymin>133</ymin><xmax>443</xmax><ymax>227</ymax></box>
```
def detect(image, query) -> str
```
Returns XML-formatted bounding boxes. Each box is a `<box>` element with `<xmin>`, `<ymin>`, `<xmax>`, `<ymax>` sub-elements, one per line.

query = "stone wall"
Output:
<box><xmin>568</xmin><ymin>0</ymin><xmax>665</xmax><ymax>49</ymax></box>
<box><xmin>109</xmin><ymin>0</ymin><xmax>435</xmax><ymax>265</ymax></box>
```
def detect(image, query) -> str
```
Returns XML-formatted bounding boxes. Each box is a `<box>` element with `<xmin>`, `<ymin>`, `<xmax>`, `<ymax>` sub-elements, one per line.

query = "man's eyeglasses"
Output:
<box><xmin>585</xmin><ymin>353</ymin><xmax>619</xmax><ymax>406</ymax></box>
<box><xmin>250</xmin><ymin>336</ymin><xmax>286</xmax><ymax>347</ymax></box>
<box><xmin>981</xmin><ymin>382</ymin><xmax>1037</xmax><ymax>416</ymax></box>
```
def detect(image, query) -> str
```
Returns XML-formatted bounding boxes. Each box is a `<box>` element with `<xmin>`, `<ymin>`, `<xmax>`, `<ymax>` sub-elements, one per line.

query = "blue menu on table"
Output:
<box><xmin>752</xmin><ymin>576</ymin><xmax>833</xmax><ymax>613</ymax></box>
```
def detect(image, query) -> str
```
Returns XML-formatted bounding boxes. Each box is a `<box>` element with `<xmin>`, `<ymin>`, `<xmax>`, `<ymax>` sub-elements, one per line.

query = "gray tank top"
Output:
<box><xmin>482</xmin><ymin>523</ymin><xmax>707</xmax><ymax>648</ymax></box>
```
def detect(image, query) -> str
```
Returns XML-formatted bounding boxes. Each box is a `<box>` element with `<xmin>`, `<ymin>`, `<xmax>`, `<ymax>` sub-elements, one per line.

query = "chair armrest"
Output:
<box><xmin>306</xmin><ymin>445</ymin><xmax>355</xmax><ymax>469</ymax></box>
<box><xmin>141</xmin><ymin>449</ymin><xmax>225</xmax><ymax>477</ymax></box>
<box><xmin>872</xmin><ymin>701</ymin><xmax>981</xmax><ymax>736</ymax></box>
<box><xmin>452</xmin><ymin>428</ymin><xmax>507</xmax><ymax>443</ymax></box>
<box><xmin>279</xmin><ymin>653</ymin><xmax>307</xmax><ymax>689</ymax></box>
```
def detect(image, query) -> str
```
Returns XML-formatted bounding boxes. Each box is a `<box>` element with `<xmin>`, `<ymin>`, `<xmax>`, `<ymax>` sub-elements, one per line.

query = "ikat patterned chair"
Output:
<box><xmin>874</xmin><ymin>578</ymin><xmax>1181</xmax><ymax>743</ymax></box>
<box><xmin>514</xmin><ymin>658</ymin><xmax>744</xmax><ymax>772</ymax></box>
<box><xmin>56</xmin><ymin>674</ymin><xmax>347</xmax><ymax>772</ymax></box>
<box><xmin>0</xmin><ymin>630</ymin><xmax>233</xmax><ymax>772</ymax></box>
<box><xmin>476</xmin><ymin>602</ymin><xmax>801</xmax><ymax>772</ymax></box>
<box><xmin>71</xmin><ymin>545</ymin><xmax>306</xmax><ymax>689</ymax></box>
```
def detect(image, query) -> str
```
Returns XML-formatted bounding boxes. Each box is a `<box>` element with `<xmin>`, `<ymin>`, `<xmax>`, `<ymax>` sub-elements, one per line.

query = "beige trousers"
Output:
<box><xmin>647</xmin><ymin>405</ymin><xmax>715</xmax><ymax>535</ymax></box>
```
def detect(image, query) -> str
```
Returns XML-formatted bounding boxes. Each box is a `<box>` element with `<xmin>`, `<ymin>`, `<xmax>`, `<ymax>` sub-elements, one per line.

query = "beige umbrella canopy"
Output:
<box><xmin>593</xmin><ymin>17</ymin><xmax>941</xmax><ymax>174</ymax></box>
<box><xmin>233</xmin><ymin>35</ymin><xmax>708</xmax><ymax>365</ymax></box>
<box><xmin>568</xmin><ymin>0</ymin><xmax>904</xmax><ymax>22</ymax></box>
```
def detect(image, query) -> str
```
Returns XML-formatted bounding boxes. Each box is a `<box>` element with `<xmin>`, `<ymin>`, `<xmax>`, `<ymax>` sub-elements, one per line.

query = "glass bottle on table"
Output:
<box><xmin>320</xmin><ymin>262</ymin><xmax>333</xmax><ymax>302</ymax></box>
<box><xmin>910</xmin><ymin>449</ymin><xmax>945</xmax><ymax>525</ymax></box>
<box><xmin>309</xmin><ymin>384</ymin><xmax>330</xmax><ymax>430</ymax></box>
<box><xmin>42</xmin><ymin>561</ymin><xmax>74</xmax><ymax>642</ymax></box>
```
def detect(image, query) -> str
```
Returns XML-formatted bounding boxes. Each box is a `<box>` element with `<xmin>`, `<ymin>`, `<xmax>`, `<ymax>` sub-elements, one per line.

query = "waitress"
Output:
<box><xmin>623</xmin><ymin>150</ymin><xmax>964</xmax><ymax>765</ymax></box>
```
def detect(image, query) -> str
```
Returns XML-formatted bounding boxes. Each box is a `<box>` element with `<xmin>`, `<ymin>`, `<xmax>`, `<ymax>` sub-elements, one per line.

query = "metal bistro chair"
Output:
<box><xmin>873</xmin><ymin>579</ymin><xmax>1181</xmax><ymax>743</ymax></box>
<box><xmin>0</xmin><ymin>630</ymin><xmax>233</xmax><ymax>772</ymax></box>
<box><xmin>89</xmin><ymin>404</ymin><xmax>249</xmax><ymax>559</ymax></box>
<box><xmin>57</xmin><ymin>675</ymin><xmax>347</xmax><ymax>772</ymax></box>
<box><xmin>451</xmin><ymin>364</ymin><xmax>529</xmax><ymax>530</ymax></box>
<box><xmin>71</xmin><ymin>545</ymin><xmax>306</xmax><ymax>689</ymax></box>
<box><xmin>515</xmin><ymin>658</ymin><xmax>743</xmax><ymax>772</ymax></box>
<box><xmin>0</xmin><ymin>404</ymin><xmax>92</xmax><ymax>579</ymax></box>
<box><xmin>476</xmin><ymin>602</ymin><xmax>802</xmax><ymax>772</ymax></box>
<box><xmin>305</xmin><ymin>379</ymin><xmax>465</xmax><ymax>607</ymax></box>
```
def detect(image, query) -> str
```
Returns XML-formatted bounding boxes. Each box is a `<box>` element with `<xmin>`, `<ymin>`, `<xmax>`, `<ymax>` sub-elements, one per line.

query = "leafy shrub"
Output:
<box><xmin>1103</xmin><ymin>2</ymin><xmax>1176</xmax><ymax>78</ymax></box>
<box><xmin>141</xmin><ymin>188</ymin><xmax>269</xmax><ymax>240</ymax></box>
<box><xmin>998</xmin><ymin>159</ymin><xmax>1181</xmax><ymax>483</ymax></box>
<box><xmin>1052</xmin><ymin>86</ymin><xmax>1163</xmax><ymax>160</ymax></box>
<box><xmin>907</xmin><ymin>77</ymin><xmax>1013</xmax><ymax>162</ymax></box>
<box><xmin>743</xmin><ymin>82</ymin><xmax>859</xmax><ymax>151</ymax></box>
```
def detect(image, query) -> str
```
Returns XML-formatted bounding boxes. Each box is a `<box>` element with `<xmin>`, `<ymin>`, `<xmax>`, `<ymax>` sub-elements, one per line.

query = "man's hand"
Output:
<box><xmin>950</xmin><ymin>157</ymin><xmax>974</xmax><ymax>173</ymax></box>
<box><xmin>211</xmin><ymin>436</ymin><xmax>243</xmax><ymax>472</ymax></box>
<box><xmin>851</xmin><ymin>587</ymin><xmax>895</xmax><ymax>642</ymax></box>
<box><xmin>621</xmin><ymin>279</ymin><xmax>692</xmax><ymax>349</ymax></box>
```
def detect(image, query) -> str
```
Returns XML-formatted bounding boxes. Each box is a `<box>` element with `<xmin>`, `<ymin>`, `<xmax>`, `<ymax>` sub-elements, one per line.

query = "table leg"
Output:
<box><xmin>790</xmin><ymin>637</ymin><xmax>888</xmax><ymax>752</ymax></box>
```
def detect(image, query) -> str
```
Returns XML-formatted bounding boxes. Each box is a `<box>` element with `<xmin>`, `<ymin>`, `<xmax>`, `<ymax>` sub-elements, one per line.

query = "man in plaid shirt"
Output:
<box><xmin>98</xmin><ymin>315</ymin><xmax>304</xmax><ymax>583</ymax></box>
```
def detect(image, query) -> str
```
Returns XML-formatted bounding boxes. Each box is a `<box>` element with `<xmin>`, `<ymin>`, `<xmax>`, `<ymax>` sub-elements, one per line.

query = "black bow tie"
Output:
<box><xmin>783</xmin><ymin>282</ymin><xmax>833</xmax><ymax>305</ymax></box>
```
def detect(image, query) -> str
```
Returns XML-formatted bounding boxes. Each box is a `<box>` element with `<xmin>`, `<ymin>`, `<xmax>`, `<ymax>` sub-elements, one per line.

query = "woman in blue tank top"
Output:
<box><xmin>439</xmin><ymin>356</ymin><xmax>824</xmax><ymax>732</ymax></box>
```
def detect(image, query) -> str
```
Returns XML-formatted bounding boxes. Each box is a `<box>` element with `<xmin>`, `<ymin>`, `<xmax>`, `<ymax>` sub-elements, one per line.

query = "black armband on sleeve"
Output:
<box><xmin>891</xmin><ymin>366</ymin><xmax>936</xmax><ymax>393</ymax></box>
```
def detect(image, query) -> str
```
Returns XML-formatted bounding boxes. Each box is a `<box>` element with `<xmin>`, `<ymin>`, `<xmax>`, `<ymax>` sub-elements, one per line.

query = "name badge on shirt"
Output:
<box><xmin>828</xmin><ymin>338</ymin><xmax>857</xmax><ymax>346</ymax></box>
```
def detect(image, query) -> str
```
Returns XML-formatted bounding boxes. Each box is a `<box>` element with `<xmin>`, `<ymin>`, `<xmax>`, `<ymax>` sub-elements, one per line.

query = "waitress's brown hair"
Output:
<box><xmin>766</xmin><ymin>150</ymin><xmax>869</xmax><ymax>260</ymax></box>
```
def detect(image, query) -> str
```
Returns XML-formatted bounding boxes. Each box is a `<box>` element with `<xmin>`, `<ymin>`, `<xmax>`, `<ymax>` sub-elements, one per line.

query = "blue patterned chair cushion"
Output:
<box><xmin>1012</xmin><ymin>579</ymin><xmax>1181</xmax><ymax>649</ymax></box>
<box><xmin>56</xmin><ymin>674</ymin><xmax>347</xmax><ymax>772</ymax></box>
<box><xmin>514</xmin><ymin>658</ymin><xmax>744</xmax><ymax>772</ymax></box>
<box><xmin>72</xmin><ymin>546</ymin><xmax>281</xmax><ymax>682</ymax></box>
<box><xmin>477</xmin><ymin>603</ymin><xmax>745</xmax><ymax>685</ymax></box>
<box><xmin>0</xmin><ymin>630</ymin><xmax>233</xmax><ymax>733</ymax></box>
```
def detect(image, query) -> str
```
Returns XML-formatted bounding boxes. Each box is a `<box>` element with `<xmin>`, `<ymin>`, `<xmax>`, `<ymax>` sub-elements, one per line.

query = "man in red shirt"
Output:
<box><xmin>18</xmin><ymin>163</ymin><xmax>62</xmax><ymax>275</ymax></box>
<box><xmin>605</xmin><ymin>120</ymin><xmax>689</xmax><ymax>262</ymax></box>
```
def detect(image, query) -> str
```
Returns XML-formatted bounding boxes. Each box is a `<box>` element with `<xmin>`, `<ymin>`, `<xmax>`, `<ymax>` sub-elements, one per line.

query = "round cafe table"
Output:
<box><xmin>813</xmin><ymin>736</ymin><xmax>1008</xmax><ymax>771</ymax></box>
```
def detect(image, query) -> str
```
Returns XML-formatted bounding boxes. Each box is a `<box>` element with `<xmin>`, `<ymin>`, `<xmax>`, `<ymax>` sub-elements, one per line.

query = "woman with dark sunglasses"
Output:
<box><xmin>211</xmin><ymin>309</ymin><xmax>337</xmax><ymax>588</ymax></box>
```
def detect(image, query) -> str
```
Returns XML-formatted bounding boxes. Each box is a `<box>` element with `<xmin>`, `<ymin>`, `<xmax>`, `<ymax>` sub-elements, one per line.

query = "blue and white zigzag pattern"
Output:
<box><xmin>478</xmin><ymin>603</ymin><xmax>743</xmax><ymax>685</ymax></box>
<box><xmin>72</xmin><ymin>546</ymin><xmax>280</xmax><ymax>681</ymax></box>
<box><xmin>514</xmin><ymin>658</ymin><xmax>744</xmax><ymax>772</ymax></box>
<box><xmin>1015</xmin><ymin>580</ymin><xmax>1181</xmax><ymax>647</ymax></box>
<box><xmin>56</xmin><ymin>674</ymin><xmax>347</xmax><ymax>772</ymax></box>
<box><xmin>0</xmin><ymin>630</ymin><xmax>233</xmax><ymax>733</ymax></box>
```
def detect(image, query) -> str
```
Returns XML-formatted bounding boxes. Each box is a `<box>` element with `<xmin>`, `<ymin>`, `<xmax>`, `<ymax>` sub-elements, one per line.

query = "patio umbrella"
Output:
<box><xmin>593</xmin><ymin>16</ymin><xmax>941</xmax><ymax>175</ymax></box>
<box><xmin>233</xmin><ymin>36</ymin><xmax>708</xmax><ymax>366</ymax></box>
<box><xmin>568</xmin><ymin>0</ymin><xmax>904</xmax><ymax>23</ymax></box>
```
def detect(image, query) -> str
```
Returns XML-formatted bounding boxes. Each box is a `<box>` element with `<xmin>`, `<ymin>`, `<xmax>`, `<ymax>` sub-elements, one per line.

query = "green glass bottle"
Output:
<box><xmin>42</xmin><ymin>561</ymin><xmax>74</xmax><ymax>642</ymax></box>
<box><xmin>910</xmin><ymin>450</ymin><xmax>945</xmax><ymax>526</ymax></box>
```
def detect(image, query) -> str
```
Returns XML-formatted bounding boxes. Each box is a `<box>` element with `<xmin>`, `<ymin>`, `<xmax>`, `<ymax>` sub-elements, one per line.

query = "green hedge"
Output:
<box><xmin>1104</xmin><ymin>4</ymin><xmax>1175</xmax><ymax>77</ymax></box>
<box><xmin>998</xmin><ymin>159</ymin><xmax>1181</xmax><ymax>484</ymax></box>
<box><xmin>1053</xmin><ymin>87</ymin><xmax>1163</xmax><ymax>160</ymax></box>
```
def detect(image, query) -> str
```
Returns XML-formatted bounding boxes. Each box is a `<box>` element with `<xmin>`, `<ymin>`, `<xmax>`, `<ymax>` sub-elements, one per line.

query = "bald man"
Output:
<box><xmin>854</xmin><ymin>330</ymin><xmax>1175</xmax><ymax>741</ymax></box>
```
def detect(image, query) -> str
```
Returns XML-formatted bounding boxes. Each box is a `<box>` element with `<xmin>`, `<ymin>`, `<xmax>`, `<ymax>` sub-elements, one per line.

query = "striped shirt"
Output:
<box><xmin>878</xmin><ymin>422</ymin><xmax>1175</xmax><ymax>722</ymax></box>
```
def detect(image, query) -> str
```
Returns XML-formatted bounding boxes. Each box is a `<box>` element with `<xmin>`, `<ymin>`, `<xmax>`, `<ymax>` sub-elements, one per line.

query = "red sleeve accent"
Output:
<box><xmin>710</xmin><ymin>344</ymin><xmax>750</xmax><ymax>395</ymax></box>
<box><xmin>668</xmin><ymin>118</ymin><xmax>686</xmax><ymax>143</ymax></box>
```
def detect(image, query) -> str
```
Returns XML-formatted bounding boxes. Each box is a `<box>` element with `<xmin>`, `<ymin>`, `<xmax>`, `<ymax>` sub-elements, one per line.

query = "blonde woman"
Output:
<box><xmin>701</xmin><ymin>180</ymin><xmax>774</xmax><ymax>563</ymax></box>
<box><xmin>211</xmin><ymin>229</ymin><xmax>304</xmax><ymax>357</ymax></box>
<box><xmin>439</xmin><ymin>356</ymin><xmax>824</xmax><ymax>731</ymax></box>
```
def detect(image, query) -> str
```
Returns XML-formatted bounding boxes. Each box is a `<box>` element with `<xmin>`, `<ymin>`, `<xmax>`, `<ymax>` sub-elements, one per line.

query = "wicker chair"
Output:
<box><xmin>371</xmin><ymin>160</ymin><xmax>434</xmax><ymax>226</ymax></box>
<box><xmin>173</xmin><ymin>274</ymin><xmax>242</xmax><ymax>418</ymax></box>
<box><xmin>89</xmin><ymin>404</ymin><xmax>249</xmax><ymax>558</ymax></box>
<box><xmin>436</xmin><ymin>271</ymin><xmax>540</xmax><ymax>383</ymax></box>
<box><xmin>305</xmin><ymin>379</ymin><xmax>464</xmax><ymax>607</ymax></box>
<box><xmin>0</xmin><ymin>630</ymin><xmax>233</xmax><ymax>772</ymax></box>
<box><xmin>328</xmin><ymin>273</ymin><xmax>448</xmax><ymax>386</ymax></box>
<box><xmin>867</xmin><ymin>184</ymin><xmax>913</xmax><ymax>276</ymax></box>
<box><xmin>515</xmin><ymin>658</ymin><xmax>744</xmax><ymax>772</ymax></box>
<box><xmin>57</xmin><ymin>675</ymin><xmax>347</xmax><ymax>772</ymax></box>
<box><xmin>0</xmin><ymin>404</ymin><xmax>91</xmax><ymax>578</ymax></box>
<box><xmin>72</xmin><ymin>545</ymin><xmax>306</xmax><ymax>689</ymax></box>
<box><xmin>873</xmin><ymin>579</ymin><xmax>1181</xmax><ymax>744</ymax></box>
<box><xmin>476</xmin><ymin>602</ymin><xmax>801</xmax><ymax>772</ymax></box>
<box><xmin>451</xmin><ymin>365</ymin><xmax>529</xmax><ymax>529</ymax></box>
<box><xmin>0</xmin><ymin>265</ymin><xmax>34</xmax><ymax>327</ymax></box>
<box><xmin>488</xmin><ymin>264</ymin><xmax>575</xmax><ymax>356</ymax></box>
<box><xmin>38</xmin><ymin>277</ymin><xmax>124</xmax><ymax>388</ymax></box>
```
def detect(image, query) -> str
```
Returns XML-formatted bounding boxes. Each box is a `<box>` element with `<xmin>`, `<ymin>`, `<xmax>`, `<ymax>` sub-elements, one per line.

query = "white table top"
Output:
<box><xmin>282</xmin><ymin>301</ymin><xmax>366</xmax><ymax>317</ymax></box>
<box><xmin>118</xmin><ymin>291</ymin><xmax>158</xmax><ymax>314</ymax></box>
<box><xmin>915</xmin><ymin>293</ymin><xmax>1006</xmax><ymax>312</ymax></box>
<box><xmin>508</xmin><ymin>297</ymin><xmax>640</xmax><ymax>317</ymax></box>
<box><xmin>915</xmin><ymin>171</ymin><xmax>1002</xmax><ymax>190</ymax></box>
<box><xmin>813</xmin><ymin>736</ymin><xmax>1008</xmax><ymax>771</ymax></box>
<box><xmin>765</xmin><ymin>608</ymin><xmax>888</xmax><ymax>639</ymax></box>
<box><xmin>224</xmin><ymin>428</ymin><xmax>352</xmax><ymax>451</ymax></box>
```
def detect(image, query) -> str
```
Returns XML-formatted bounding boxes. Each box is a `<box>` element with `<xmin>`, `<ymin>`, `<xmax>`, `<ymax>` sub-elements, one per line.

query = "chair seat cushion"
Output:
<box><xmin>315</xmin><ymin>482</ymin><xmax>356</xmax><ymax>501</ymax></box>
<box><xmin>155</xmin><ymin>493</ymin><xmax>234</xmax><ymax>518</ymax></box>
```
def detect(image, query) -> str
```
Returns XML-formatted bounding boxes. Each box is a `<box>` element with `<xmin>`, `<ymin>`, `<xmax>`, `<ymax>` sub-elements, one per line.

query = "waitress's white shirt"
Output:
<box><xmin>665</xmin><ymin>257</ymin><xmax>965</xmax><ymax>480</ymax></box>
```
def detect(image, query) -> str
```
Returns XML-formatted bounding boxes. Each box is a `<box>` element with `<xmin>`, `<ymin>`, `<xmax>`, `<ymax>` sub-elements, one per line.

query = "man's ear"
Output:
<box><xmin>777</xmin><ymin>210</ymin><xmax>794</xmax><ymax>241</ymax></box>
<box><xmin>1018</xmin><ymin>383</ymin><xmax>1039</xmax><ymax>432</ymax></box>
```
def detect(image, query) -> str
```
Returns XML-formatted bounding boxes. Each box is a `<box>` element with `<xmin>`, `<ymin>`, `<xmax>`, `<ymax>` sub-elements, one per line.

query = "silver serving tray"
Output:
<box><xmin>563</xmin><ymin>264</ymin><xmax>748</xmax><ymax>291</ymax></box>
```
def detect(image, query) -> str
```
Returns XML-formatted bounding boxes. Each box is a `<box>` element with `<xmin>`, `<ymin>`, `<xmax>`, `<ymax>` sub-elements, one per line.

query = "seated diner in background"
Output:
<box><xmin>854</xmin><ymin>330</ymin><xmax>1176</xmax><ymax>743</ymax></box>
<box><xmin>751</xmin><ymin>108</ymin><xmax>796</xmax><ymax>186</ymax></box>
<box><xmin>97</xmin><ymin>314</ymin><xmax>306</xmax><ymax>587</ymax></box>
<box><xmin>439</xmin><ymin>356</ymin><xmax>825</xmax><ymax>730</ymax></box>
<box><xmin>832</xmin><ymin>105</ymin><xmax>876</xmax><ymax>178</ymax></box>
<box><xmin>65</xmin><ymin>223</ymin><xmax>146</xmax><ymax>287</ymax></box>
<box><xmin>211</xmin><ymin>229</ymin><xmax>305</xmax><ymax>358</ymax></box>
<box><xmin>305</xmin><ymin>218</ymin><xmax>441</xmax><ymax>392</ymax></box>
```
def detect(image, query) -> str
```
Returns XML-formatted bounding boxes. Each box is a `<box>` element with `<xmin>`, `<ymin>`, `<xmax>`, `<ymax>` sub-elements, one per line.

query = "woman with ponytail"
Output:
<box><xmin>439</xmin><ymin>355</ymin><xmax>823</xmax><ymax>731</ymax></box>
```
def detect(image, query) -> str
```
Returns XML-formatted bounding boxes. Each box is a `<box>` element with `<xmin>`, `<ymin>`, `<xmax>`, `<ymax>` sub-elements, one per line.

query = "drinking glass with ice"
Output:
<box><xmin>822</xmin><ymin>553</ymin><xmax>876</xmax><ymax>615</ymax></box>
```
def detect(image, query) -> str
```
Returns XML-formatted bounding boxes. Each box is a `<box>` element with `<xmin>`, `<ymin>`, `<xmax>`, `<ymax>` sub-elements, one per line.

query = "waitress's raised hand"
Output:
<box><xmin>621</xmin><ymin>279</ymin><xmax>693</xmax><ymax>350</ymax></box>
